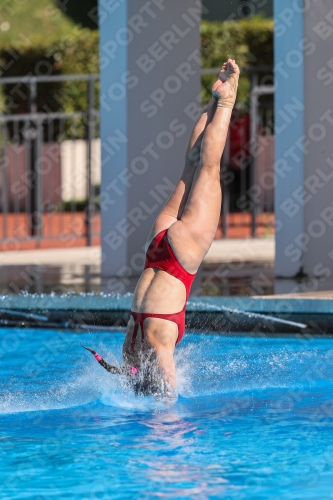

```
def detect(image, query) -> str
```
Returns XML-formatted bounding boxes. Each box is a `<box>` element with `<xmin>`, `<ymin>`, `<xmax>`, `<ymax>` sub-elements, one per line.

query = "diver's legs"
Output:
<box><xmin>146</xmin><ymin>98</ymin><xmax>217</xmax><ymax>246</ymax></box>
<box><xmin>161</xmin><ymin>98</ymin><xmax>217</xmax><ymax>219</ymax></box>
<box><xmin>160</xmin><ymin>60</ymin><xmax>237</xmax><ymax>223</ymax></box>
<box><xmin>169</xmin><ymin>60</ymin><xmax>240</xmax><ymax>273</ymax></box>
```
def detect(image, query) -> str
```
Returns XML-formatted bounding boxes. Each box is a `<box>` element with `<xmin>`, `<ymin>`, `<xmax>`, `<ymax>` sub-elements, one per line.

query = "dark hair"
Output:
<box><xmin>131</xmin><ymin>366</ymin><xmax>167</xmax><ymax>397</ymax></box>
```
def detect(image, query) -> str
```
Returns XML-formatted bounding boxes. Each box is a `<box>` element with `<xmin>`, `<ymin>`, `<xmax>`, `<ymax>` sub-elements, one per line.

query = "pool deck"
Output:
<box><xmin>0</xmin><ymin>238</ymin><xmax>275</xmax><ymax>266</ymax></box>
<box><xmin>0</xmin><ymin>240</ymin><xmax>332</xmax><ymax>306</ymax></box>
<box><xmin>0</xmin><ymin>239</ymin><xmax>276</xmax><ymax>296</ymax></box>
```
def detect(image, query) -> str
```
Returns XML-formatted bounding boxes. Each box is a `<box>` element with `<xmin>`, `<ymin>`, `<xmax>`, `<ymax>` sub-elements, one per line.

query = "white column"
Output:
<box><xmin>274</xmin><ymin>0</ymin><xmax>333</xmax><ymax>287</ymax></box>
<box><xmin>303</xmin><ymin>1</ymin><xmax>333</xmax><ymax>277</ymax></box>
<box><xmin>98</xmin><ymin>0</ymin><xmax>201</xmax><ymax>292</ymax></box>
<box><xmin>274</xmin><ymin>0</ymin><xmax>305</xmax><ymax>279</ymax></box>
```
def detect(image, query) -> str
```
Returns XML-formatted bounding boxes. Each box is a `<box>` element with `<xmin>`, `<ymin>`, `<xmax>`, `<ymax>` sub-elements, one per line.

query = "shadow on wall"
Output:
<box><xmin>202</xmin><ymin>0</ymin><xmax>273</xmax><ymax>21</ymax></box>
<box><xmin>55</xmin><ymin>0</ymin><xmax>98</xmax><ymax>29</ymax></box>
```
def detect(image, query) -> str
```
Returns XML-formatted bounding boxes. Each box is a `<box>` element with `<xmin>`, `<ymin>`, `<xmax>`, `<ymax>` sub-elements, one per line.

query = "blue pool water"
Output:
<box><xmin>1</xmin><ymin>327</ymin><xmax>333</xmax><ymax>499</ymax></box>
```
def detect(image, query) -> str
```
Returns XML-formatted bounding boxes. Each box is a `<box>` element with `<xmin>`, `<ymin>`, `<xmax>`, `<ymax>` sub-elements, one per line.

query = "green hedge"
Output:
<box><xmin>0</xmin><ymin>30</ymin><xmax>99</xmax><ymax>138</ymax></box>
<box><xmin>0</xmin><ymin>30</ymin><xmax>99</xmax><ymax>116</ymax></box>
<box><xmin>201</xmin><ymin>17</ymin><xmax>273</xmax><ymax>105</ymax></box>
<box><xmin>0</xmin><ymin>17</ymin><xmax>273</xmax><ymax>118</ymax></box>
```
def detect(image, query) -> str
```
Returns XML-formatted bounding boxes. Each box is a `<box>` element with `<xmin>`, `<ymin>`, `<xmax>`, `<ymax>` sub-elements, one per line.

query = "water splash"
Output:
<box><xmin>188</xmin><ymin>300</ymin><xmax>307</xmax><ymax>329</ymax></box>
<box><xmin>1</xmin><ymin>331</ymin><xmax>333</xmax><ymax>415</ymax></box>
<box><xmin>175</xmin><ymin>335</ymin><xmax>333</xmax><ymax>398</ymax></box>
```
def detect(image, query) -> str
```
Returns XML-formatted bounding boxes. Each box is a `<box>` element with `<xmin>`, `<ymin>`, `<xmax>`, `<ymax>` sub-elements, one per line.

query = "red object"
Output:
<box><xmin>144</xmin><ymin>229</ymin><xmax>195</xmax><ymax>300</ymax></box>
<box><xmin>130</xmin><ymin>229</ymin><xmax>196</xmax><ymax>350</ymax></box>
<box><xmin>130</xmin><ymin>308</ymin><xmax>187</xmax><ymax>351</ymax></box>
<box><xmin>229</xmin><ymin>113</ymin><xmax>250</xmax><ymax>169</ymax></box>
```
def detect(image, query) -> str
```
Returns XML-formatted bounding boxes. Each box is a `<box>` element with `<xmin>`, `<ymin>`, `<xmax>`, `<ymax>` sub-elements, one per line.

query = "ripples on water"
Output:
<box><xmin>1</xmin><ymin>330</ymin><xmax>333</xmax><ymax>413</ymax></box>
<box><xmin>1</xmin><ymin>328</ymin><xmax>333</xmax><ymax>498</ymax></box>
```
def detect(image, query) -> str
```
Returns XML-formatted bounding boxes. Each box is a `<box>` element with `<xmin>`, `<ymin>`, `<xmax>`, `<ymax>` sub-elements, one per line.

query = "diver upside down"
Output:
<box><xmin>83</xmin><ymin>59</ymin><xmax>240</xmax><ymax>396</ymax></box>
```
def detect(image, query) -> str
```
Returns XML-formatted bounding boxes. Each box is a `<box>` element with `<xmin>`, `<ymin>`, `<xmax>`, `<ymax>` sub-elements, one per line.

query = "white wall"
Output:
<box><xmin>60</xmin><ymin>139</ymin><xmax>101</xmax><ymax>202</ymax></box>
<box><xmin>303</xmin><ymin>0</ymin><xmax>333</xmax><ymax>276</ymax></box>
<box><xmin>274</xmin><ymin>0</ymin><xmax>333</xmax><ymax>282</ymax></box>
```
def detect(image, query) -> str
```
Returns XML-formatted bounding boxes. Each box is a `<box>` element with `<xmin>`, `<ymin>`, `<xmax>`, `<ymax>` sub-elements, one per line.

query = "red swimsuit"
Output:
<box><xmin>130</xmin><ymin>229</ymin><xmax>196</xmax><ymax>351</ymax></box>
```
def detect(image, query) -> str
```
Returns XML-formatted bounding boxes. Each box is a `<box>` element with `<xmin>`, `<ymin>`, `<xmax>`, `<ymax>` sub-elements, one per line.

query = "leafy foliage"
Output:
<box><xmin>0</xmin><ymin>30</ymin><xmax>99</xmax><ymax>138</ymax></box>
<box><xmin>0</xmin><ymin>17</ymin><xmax>273</xmax><ymax>115</ymax></box>
<box><xmin>0</xmin><ymin>30</ymin><xmax>99</xmax><ymax>114</ymax></box>
<box><xmin>0</xmin><ymin>0</ymin><xmax>75</xmax><ymax>46</ymax></box>
<box><xmin>201</xmin><ymin>17</ymin><xmax>273</xmax><ymax>105</ymax></box>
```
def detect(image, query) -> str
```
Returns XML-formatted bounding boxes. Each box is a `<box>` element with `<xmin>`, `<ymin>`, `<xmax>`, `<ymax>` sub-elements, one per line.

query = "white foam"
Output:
<box><xmin>1</xmin><ymin>336</ymin><xmax>332</xmax><ymax>414</ymax></box>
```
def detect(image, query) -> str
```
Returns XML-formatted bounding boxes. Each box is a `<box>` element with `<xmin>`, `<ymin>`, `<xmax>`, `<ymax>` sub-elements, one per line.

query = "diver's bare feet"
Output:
<box><xmin>212</xmin><ymin>59</ymin><xmax>240</xmax><ymax>109</ymax></box>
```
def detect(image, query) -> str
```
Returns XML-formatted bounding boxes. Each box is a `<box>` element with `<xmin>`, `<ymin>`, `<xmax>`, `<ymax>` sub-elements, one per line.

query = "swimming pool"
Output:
<box><xmin>1</xmin><ymin>327</ymin><xmax>333</xmax><ymax>499</ymax></box>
